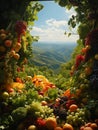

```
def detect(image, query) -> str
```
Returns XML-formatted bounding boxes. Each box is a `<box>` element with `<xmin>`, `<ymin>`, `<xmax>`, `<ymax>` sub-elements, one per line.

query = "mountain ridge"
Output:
<box><xmin>30</xmin><ymin>42</ymin><xmax>76</xmax><ymax>70</ymax></box>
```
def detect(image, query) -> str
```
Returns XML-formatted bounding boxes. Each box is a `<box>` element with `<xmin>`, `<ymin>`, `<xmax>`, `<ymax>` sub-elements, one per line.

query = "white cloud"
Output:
<box><xmin>30</xmin><ymin>18</ymin><xmax>79</xmax><ymax>43</ymax></box>
<box><xmin>46</xmin><ymin>18</ymin><xmax>67</xmax><ymax>28</ymax></box>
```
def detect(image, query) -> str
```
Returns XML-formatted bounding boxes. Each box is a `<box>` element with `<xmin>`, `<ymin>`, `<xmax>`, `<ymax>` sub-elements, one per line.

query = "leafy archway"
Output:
<box><xmin>0</xmin><ymin>0</ymin><xmax>98</xmax><ymax>130</ymax></box>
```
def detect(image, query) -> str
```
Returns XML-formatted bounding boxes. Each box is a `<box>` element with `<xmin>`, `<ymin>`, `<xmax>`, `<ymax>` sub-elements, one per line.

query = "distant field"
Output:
<box><xmin>30</xmin><ymin>42</ymin><xmax>77</xmax><ymax>70</ymax></box>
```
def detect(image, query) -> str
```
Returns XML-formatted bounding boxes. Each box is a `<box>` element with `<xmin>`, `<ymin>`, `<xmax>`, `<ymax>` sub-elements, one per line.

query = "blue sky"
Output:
<box><xmin>30</xmin><ymin>1</ymin><xmax>79</xmax><ymax>43</ymax></box>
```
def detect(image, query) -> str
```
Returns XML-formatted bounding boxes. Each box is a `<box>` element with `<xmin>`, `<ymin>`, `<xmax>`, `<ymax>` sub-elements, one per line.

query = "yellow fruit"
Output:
<box><xmin>2</xmin><ymin>91</ymin><xmax>9</xmax><ymax>99</ymax></box>
<box><xmin>13</xmin><ymin>53</ymin><xmax>20</xmax><ymax>60</ymax></box>
<box><xmin>26</xmin><ymin>76</ymin><xmax>32</xmax><ymax>81</ymax></box>
<box><xmin>63</xmin><ymin>123</ymin><xmax>74</xmax><ymax>130</ymax></box>
<box><xmin>27</xmin><ymin>125</ymin><xmax>37</xmax><ymax>130</ymax></box>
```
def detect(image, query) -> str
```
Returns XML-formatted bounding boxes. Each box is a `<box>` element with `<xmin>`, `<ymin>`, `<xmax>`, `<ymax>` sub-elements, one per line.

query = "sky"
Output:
<box><xmin>30</xmin><ymin>1</ymin><xmax>79</xmax><ymax>43</ymax></box>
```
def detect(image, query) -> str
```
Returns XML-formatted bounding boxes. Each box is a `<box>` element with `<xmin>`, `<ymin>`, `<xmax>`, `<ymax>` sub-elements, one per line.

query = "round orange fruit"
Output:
<box><xmin>69</xmin><ymin>104</ymin><xmax>78</xmax><ymax>112</ymax></box>
<box><xmin>83</xmin><ymin>127</ymin><xmax>93</xmax><ymax>130</ymax></box>
<box><xmin>54</xmin><ymin>126</ymin><xmax>63</xmax><ymax>130</ymax></box>
<box><xmin>63</xmin><ymin>123</ymin><xmax>74</xmax><ymax>130</ymax></box>
<box><xmin>45</xmin><ymin>117</ymin><xmax>57</xmax><ymax>130</ymax></box>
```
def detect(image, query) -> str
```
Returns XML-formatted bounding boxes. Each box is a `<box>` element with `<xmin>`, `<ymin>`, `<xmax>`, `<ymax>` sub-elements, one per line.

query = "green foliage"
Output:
<box><xmin>56</xmin><ymin>0</ymin><xmax>98</xmax><ymax>41</ymax></box>
<box><xmin>24</xmin><ymin>2</ymin><xmax>44</xmax><ymax>25</ymax></box>
<box><xmin>77</xmin><ymin>23</ymin><xmax>91</xmax><ymax>40</ymax></box>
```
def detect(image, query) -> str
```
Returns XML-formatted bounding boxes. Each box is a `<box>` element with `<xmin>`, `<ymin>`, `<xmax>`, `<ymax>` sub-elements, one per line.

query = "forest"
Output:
<box><xmin>0</xmin><ymin>0</ymin><xmax>98</xmax><ymax>130</ymax></box>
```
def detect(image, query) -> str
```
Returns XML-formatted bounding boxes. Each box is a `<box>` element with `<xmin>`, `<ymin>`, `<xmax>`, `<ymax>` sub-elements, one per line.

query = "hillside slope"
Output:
<box><xmin>30</xmin><ymin>42</ymin><xmax>76</xmax><ymax>70</ymax></box>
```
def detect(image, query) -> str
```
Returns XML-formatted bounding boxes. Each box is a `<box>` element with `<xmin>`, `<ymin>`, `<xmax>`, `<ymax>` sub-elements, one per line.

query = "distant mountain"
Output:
<box><xmin>30</xmin><ymin>42</ymin><xmax>77</xmax><ymax>70</ymax></box>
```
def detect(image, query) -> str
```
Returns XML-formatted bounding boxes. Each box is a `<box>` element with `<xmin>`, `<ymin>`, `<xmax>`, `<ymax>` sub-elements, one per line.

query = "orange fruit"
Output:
<box><xmin>63</xmin><ymin>123</ymin><xmax>74</xmax><ymax>130</ymax></box>
<box><xmin>80</xmin><ymin>126</ymin><xmax>85</xmax><ymax>130</ymax></box>
<box><xmin>54</xmin><ymin>126</ymin><xmax>63</xmax><ymax>130</ymax></box>
<box><xmin>69</xmin><ymin>104</ymin><xmax>78</xmax><ymax>112</ymax></box>
<box><xmin>4</xmin><ymin>40</ymin><xmax>12</xmax><ymax>47</ymax></box>
<box><xmin>41</xmin><ymin>100</ymin><xmax>47</xmax><ymax>106</ymax></box>
<box><xmin>81</xmin><ymin>47</ymin><xmax>87</xmax><ymax>53</ymax></box>
<box><xmin>14</xmin><ymin>42</ymin><xmax>21</xmax><ymax>52</ymax></box>
<box><xmin>85</xmin><ymin>45</ymin><xmax>91</xmax><ymax>51</ymax></box>
<box><xmin>13</xmin><ymin>53</ymin><xmax>20</xmax><ymax>60</ymax></box>
<box><xmin>85</xmin><ymin>67</ymin><xmax>92</xmax><ymax>76</ymax></box>
<box><xmin>45</xmin><ymin>117</ymin><xmax>57</xmax><ymax>129</ymax></box>
<box><xmin>84</xmin><ymin>127</ymin><xmax>93</xmax><ymax>130</ymax></box>
<box><xmin>90</xmin><ymin>123</ymin><xmax>98</xmax><ymax>130</ymax></box>
<box><xmin>85</xmin><ymin>122</ymin><xmax>92</xmax><ymax>127</ymax></box>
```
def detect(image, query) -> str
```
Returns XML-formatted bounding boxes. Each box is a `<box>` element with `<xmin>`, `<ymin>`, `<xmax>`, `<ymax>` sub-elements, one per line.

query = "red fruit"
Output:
<box><xmin>36</xmin><ymin>118</ymin><xmax>46</xmax><ymax>127</ymax></box>
<box><xmin>15</xmin><ymin>20</ymin><xmax>27</xmax><ymax>35</ymax></box>
<box><xmin>15</xmin><ymin>77</ymin><xmax>22</xmax><ymax>83</ymax></box>
<box><xmin>4</xmin><ymin>40</ymin><xmax>12</xmax><ymax>47</ymax></box>
<box><xmin>75</xmin><ymin>55</ymin><xmax>85</xmax><ymax>69</ymax></box>
<box><xmin>17</xmin><ymin>67</ymin><xmax>21</xmax><ymax>72</ymax></box>
<box><xmin>7</xmin><ymin>88</ymin><xmax>15</xmax><ymax>93</ymax></box>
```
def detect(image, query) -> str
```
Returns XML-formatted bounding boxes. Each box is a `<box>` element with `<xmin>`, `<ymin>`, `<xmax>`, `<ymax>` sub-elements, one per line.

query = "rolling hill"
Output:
<box><xmin>30</xmin><ymin>42</ymin><xmax>77</xmax><ymax>70</ymax></box>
